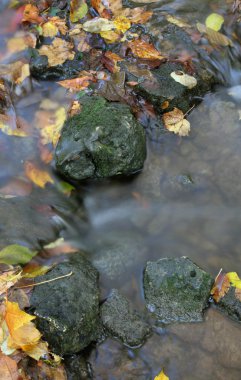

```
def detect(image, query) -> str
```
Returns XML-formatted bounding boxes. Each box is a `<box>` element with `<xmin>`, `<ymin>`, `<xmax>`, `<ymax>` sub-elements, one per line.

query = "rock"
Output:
<box><xmin>30</xmin><ymin>51</ymin><xmax>84</xmax><ymax>81</ymax></box>
<box><xmin>216</xmin><ymin>287</ymin><xmax>241</xmax><ymax>322</ymax></box>
<box><xmin>55</xmin><ymin>96</ymin><xmax>146</xmax><ymax>180</ymax></box>
<box><xmin>143</xmin><ymin>257</ymin><xmax>213</xmax><ymax>323</ymax></box>
<box><xmin>101</xmin><ymin>289</ymin><xmax>150</xmax><ymax>347</ymax></box>
<box><xmin>65</xmin><ymin>355</ymin><xmax>93</xmax><ymax>380</ymax></box>
<box><xmin>30</xmin><ymin>253</ymin><xmax>100</xmax><ymax>355</ymax></box>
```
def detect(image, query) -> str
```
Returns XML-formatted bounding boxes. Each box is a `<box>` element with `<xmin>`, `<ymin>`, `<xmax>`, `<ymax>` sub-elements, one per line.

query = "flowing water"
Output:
<box><xmin>0</xmin><ymin>0</ymin><xmax>241</xmax><ymax>379</ymax></box>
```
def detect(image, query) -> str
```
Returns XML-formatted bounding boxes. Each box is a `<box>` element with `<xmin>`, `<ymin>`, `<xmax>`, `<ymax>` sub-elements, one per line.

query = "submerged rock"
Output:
<box><xmin>55</xmin><ymin>96</ymin><xmax>146</xmax><ymax>180</ymax></box>
<box><xmin>143</xmin><ymin>257</ymin><xmax>213</xmax><ymax>323</ymax></box>
<box><xmin>30</xmin><ymin>253</ymin><xmax>100</xmax><ymax>355</ymax></box>
<box><xmin>216</xmin><ymin>287</ymin><xmax>241</xmax><ymax>323</ymax></box>
<box><xmin>65</xmin><ymin>355</ymin><xmax>93</xmax><ymax>380</ymax></box>
<box><xmin>101</xmin><ymin>289</ymin><xmax>150</xmax><ymax>347</ymax></box>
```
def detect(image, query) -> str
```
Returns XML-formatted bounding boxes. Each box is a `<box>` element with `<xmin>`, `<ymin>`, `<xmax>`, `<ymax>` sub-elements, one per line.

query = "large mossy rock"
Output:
<box><xmin>143</xmin><ymin>257</ymin><xmax>213</xmax><ymax>323</ymax></box>
<box><xmin>55</xmin><ymin>96</ymin><xmax>146</xmax><ymax>180</ymax></box>
<box><xmin>101</xmin><ymin>289</ymin><xmax>150</xmax><ymax>347</ymax></box>
<box><xmin>30</xmin><ymin>254</ymin><xmax>100</xmax><ymax>355</ymax></box>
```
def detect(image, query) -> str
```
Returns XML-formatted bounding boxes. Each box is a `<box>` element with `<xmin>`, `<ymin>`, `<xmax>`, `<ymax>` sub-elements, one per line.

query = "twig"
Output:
<box><xmin>16</xmin><ymin>271</ymin><xmax>73</xmax><ymax>289</ymax></box>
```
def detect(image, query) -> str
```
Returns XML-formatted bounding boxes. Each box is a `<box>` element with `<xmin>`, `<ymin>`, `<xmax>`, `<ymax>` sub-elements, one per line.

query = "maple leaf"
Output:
<box><xmin>128</xmin><ymin>39</ymin><xmax>164</xmax><ymax>60</ymax></box>
<box><xmin>39</xmin><ymin>38</ymin><xmax>75</xmax><ymax>67</ymax></box>
<box><xmin>24</xmin><ymin>162</ymin><xmax>54</xmax><ymax>188</ymax></box>
<box><xmin>162</xmin><ymin>108</ymin><xmax>191</xmax><ymax>136</ymax></box>
<box><xmin>0</xmin><ymin>353</ymin><xmax>21</xmax><ymax>380</ymax></box>
<box><xmin>154</xmin><ymin>369</ymin><xmax>170</xmax><ymax>380</ymax></box>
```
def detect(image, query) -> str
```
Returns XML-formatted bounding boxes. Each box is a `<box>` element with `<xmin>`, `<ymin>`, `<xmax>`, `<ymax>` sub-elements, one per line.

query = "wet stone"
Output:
<box><xmin>216</xmin><ymin>286</ymin><xmax>241</xmax><ymax>323</ymax></box>
<box><xmin>65</xmin><ymin>355</ymin><xmax>93</xmax><ymax>380</ymax></box>
<box><xmin>30</xmin><ymin>253</ymin><xmax>100</xmax><ymax>355</ymax></box>
<box><xmin>55</xmin><ymin>96</ymin><xmax>146</xmax><ymax>180</ymax></box>
<box><xmin>143</xmin><ymin>257</ymin><xmax>214</xmax><ymax>323</ymax></box>
<box><xmin>101</xmin><ymin>289</ymin><xmax>151</xmax><ymax>347</ymax></box>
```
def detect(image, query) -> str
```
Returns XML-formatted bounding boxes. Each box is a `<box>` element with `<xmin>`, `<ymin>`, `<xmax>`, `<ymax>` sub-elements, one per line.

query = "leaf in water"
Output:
<box><xmin>39</xmin><ymin>106</ymin><xmax>66</xmax><ymax>146</ymax></box>
<box><xmin>70</xmin><ymin>0</ymin><xmax>88</xmax><ymax>23</ymax></box>
<box><xmin>211</xmin><ymin>270</ymin><xmax>231</xmax><ymax>302</ymax></box>
<box><xmin>154</xmin><ymin>369</ymin><xmax>170</xmax><ymax>380</ymax></box>
<box><xmin>22</xmin><ymin>4</ymin><xmax>43</xmax><ymax>24</ymax></box>
<box><xmin>39</xmin><ymin>38</ymin><xmax>75</xmax><ymax>67</ymax></box>
<box><xmin>128</xmin><ymin>9</ymin><xmax>153</xmax><ymax>24</ymax></box>
<box><xmin>205</xmin><ymin>13</ymin><xmax>224</xmax><ymax>32</ymax></box>
<box><xmin>0</xmin><ymin>178</ymin><xmax>32</xmax><ymax>198</ymax></box>
<box><xmin>57</xmin><ymin>72</ymin><xmax>95</xmax><ymax>92</ymax></box>
<box><xmin>0</xmin><ymin>245</ymin><xmax>37</xmax><ymax>265</ymax></box>
<box><xmin>0</xmin><ymin>353</ymin><xmax>20</xmax><ymax>380</ymax></box>
<box><xmin>83</xmin><ymin>17</ymin><xmax>115</xmax><ymax>33</ymax></box>
<box><xmin>0</xmin><ymin>268</ymin><xmax>22</xmax><ymax>296</ymax></box>
<box><xmin>166</xmin><ymin>14</ymin><xmax>190</xmax><ymax>28</ymax></box>
<box><xmin>128</xmin><ymin>39</ymin><xmax>164</xmax><ymax>60</ymax></box>
<box><xmin>99</xmin><ymin>30</ymin><xmax>121</xmax><ymax>43</ymax></box>
<box><xmin>170</xmin><ymin>71</ymin><xmax>197</xmax><ymax>89</ymax></box>
<box><xmin>57</xmin><ymin>181</ymin><xmax>75</xmax><ymax>196</ymax></box>
<box><xmin>24</xmin><ymin>162</ymin><xmax>54</xmax><ymax>188</ymax></box>
<box><xmin>7</xmin><ymin>31</ymin><xmax>36</xmax><ymax>54</ymax></box>
<box><xmin>42</xmin><ymin>17</ymin><xmax>68</xmax><ymax>37</ymax></box>
<box><xmin>99</xmin><ymin>71</ymin><xmax>126</xmax><ymax>101</ymax></box>
<box><xmin>196</xmin><ymin>22</ymin><xmax>233</xmax><ymax>46</ymax></box>
<box><xmin>113</xmin><ymin>15</ymin><xmax>131</xmax><ymax>33</ymax></box>
<box><xmin>163</xmin><ymin>107</ymin><xmax>191</xmax><ymax>136</ymax></box>
<box><xmin>102</xmin><ymin>51</ymin><xmax>123</xmax><ymax>73</ymax></box>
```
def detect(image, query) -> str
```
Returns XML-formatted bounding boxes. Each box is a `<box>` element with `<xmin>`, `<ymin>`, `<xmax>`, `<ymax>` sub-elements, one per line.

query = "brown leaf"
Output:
<box><xmin>0</xmin><ymin>268</ymin><xmax>22</xmax><ymax>296</ymax></box>
<box><xmin>39</xmin><ymin>38</ymin><xmax>75</xmax><ymax>67</ymax></box>
<box><xmin>0</xmin><ymin>353</ymin><xmax>20</xmax><ymax>380</ymax></box>
<box><xmin>128</xmin><ymin>39</ymin><xmax>164</xmax><ymax>60</ymax></box>
<box><xmin>22</xmin><ymin>4</ymin><xmax>43</xmax><ymax>24</ymax></box>
<box><xmin>102</xmin><ymin>51</ymin><xmax>123</xmax><ymax>73</ymax></box>
<box><xmin>42</xmin><ymin>17</ymin><xmax>68</xmax><ymax>37</ymax></box>
<box><xmin>57</xmin><ymin>72</ymin><xmax>95</xmax><ymax>91</ymax></box>
<box><xmin>162</xmin><ymin>107</ymin><xmax>191</xmax><ymax>136</ymax></box>
<box><xmin>211</xmin><ymin>270</ymin><xmax>231</xmax><ymax>302</ymax></box>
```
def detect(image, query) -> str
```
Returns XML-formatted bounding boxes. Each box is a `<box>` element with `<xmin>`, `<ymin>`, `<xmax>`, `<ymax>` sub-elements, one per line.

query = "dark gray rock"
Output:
<box><xmin>30</xmin><ymin>51</ymin><xmax>84</xmax><ymax>81</ymax></box>
<box><xmin>143</xmin><ymin>257</ymin><xmax>214</xmax><ymax>323</ymax></box>
<box><xmin>65</xmin><ymin>355</ymin><xmax>93</xmax><ymax>380</ymax></box>
<box><xmin>216</xmin><ymin>286</ymin><xmax>241</xmax><ymax>323</ymax></box>
<box><xmin>101</xmin><ymin>289</ymin><xmax>150</xmax><ymax>347</ymax></box>
<box><xmin>30</xmin><ymin>253</ymin><xmax>100</xmax><ymax>355</ymax></box>
<box><xmin>55</xmin><ymin>96</ymin><xmax>146</xmax><ymax>180</ymax></box>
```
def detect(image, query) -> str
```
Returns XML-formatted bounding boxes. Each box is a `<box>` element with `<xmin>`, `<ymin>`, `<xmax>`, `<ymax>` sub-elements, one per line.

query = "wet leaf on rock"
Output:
<box><xmin>0</xmin><ymin>245</ymin><xmax>37</xmax><ymax>265</ymax></box>
<box><xmin>57</xmin><ymin>72</ymin><xmax>96</xmax><ymax>92</ymax></box>
<box><xmin>166</xmin><ymin>14</ymin><xmax>190</xmax><ymax>28</ymax></box>
<box><xmin>39</xmin><ymin>38</ymin><xmax>75</xmax><ymax>67</ymax></box>
<box><xmin>163</xmin><ymin>108</ymin><xmax>191</xmax><ymax>136</ymax></box>
<box><xmin>128</xmin><ymin>39</ymin><xmax>164</xmax><ymax>60</ymax></box>
<box><xmin>211</xmin><ymin>270</ymin><xmax>241</xmax><ymax>302</ymax></box>
<box><xmin>170</xmin><ymin>71</ymin><xmax>197</xmax><ymax>89</ymax></box>
<box><xmin>102</xmin><ymin>51</ymin><xmax>123</xmax><ymax>73</ymax></box>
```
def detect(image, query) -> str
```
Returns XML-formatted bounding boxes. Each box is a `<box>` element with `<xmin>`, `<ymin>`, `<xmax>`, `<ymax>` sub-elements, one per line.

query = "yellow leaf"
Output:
<box><xmin>154</xmin><ymin>369</ymin><xmax>170</xmax><ymax>380</ymax></box>
<box><xmin>163</xmin><ymin>108</ymin><xmax>190</xmax><ymax>137</ymax></box>
<box><xmin>40</xmin><ymin>107</ymin><xmax>66</xmax><ymax>146</ymax></box>
<box><xmin>7</xmin><ymin>32</ymin><xmax>36</xmax><ymax>53</ymax></box>
<box><xmin>100</xmin><ymin>30</ymin><xmax>121</xmax><ymax>43</ymax></box>
<box><xmin>0</xmin><ymin>118</ymin><xmax>28</xmax><ymax>137</ymax></box>
<box><xmin>7</xmin><ymin>321</ymin><xmax>41</xmax><ymax>351</ymax></box>
<box><xmin>5</xmin><ymin>301</ymin><xmax>35</xmax><ymax>334</ymax></box>
<box><xmin>15</xmin><ymin>63</ymin><xmax>30</xmax><ymax>84</ymax></box>
<box><xmin>39</xmin><ymin>38</ymin><xmax>75</xmax><ymax>67</ymax></box>
<box><xmin>113</xmin><ymin>16</ymin><xmax>131</xmax><ymax>33</ymax></box>
<box><xmin>226</xmin><ymin>272</ymin><xmax>241</xmax><ymax>289</ymax></box>
<box><xmin>196</xmin><ymin>22</ymin><xmax>232</xmax><ymax>46</ymax></box>
<box><xmin>42</xmin><ymin>17</ymin><xmax>68</xmax><ymax>37</ymax></box>
<box><xmin>205</xmin><ymin>13</ymin><xmax>224</xmax><ymax>32</ymax></box>
<box><xmin>70</xmin><ymin>0</ymin><xmax>88</xmax><ymax>22</ymax></box>
<box><xmin>166</xmin><ymin>14</ymin><xmax>189</xmax><ymax>28</ymax></box>
<box><xmin>24</xmin><ymin>162</ymin><xmax>54</xmax><ymax>188</ymax></box>
<box><xmin>128</xmin><ymin>39</ymin><xmax>164</xmax><ymax>60</ymax></box>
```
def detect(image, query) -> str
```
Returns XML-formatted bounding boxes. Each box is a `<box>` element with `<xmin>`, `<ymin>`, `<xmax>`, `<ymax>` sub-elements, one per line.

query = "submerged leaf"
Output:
<box><xmin>0</xmin><ymin>245</ymin><xmax>37</xmax><ymax>265</ymax></box>
<box><xmin>39</xmin><ymin>38</ymin><xmax>75</xmax><ymax>67</ymax></box>
<box><xmin>205</xmin><ymin>13</ymin><xmax>224</xmax><ymax>32</ymax></box>
<box><xmin>24</xmin><ymin>162</ymin><xmax>54</xmax><ymax>188</ymax></box>
<box><xmin>128</xmin><ymin>39</ymin><xmax>164</xmax><ymax>60</ymax></box>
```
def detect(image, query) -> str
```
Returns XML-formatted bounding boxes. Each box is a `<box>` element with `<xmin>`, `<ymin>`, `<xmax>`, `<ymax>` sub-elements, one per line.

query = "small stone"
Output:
<box><xmin>143</xmin><ymin>257</ymin><xmax>214</xmax><ymax>323</ymax></box>
<box><xmin>55</xmin><ymin>96</ymin><xmax>146</xmax><ymax>180</ymax></box>
<box><xmin>30</xmin><ymin>253</ymin><xmax>100</xmax><ymax>355</ymax></box>
<box><xmin>101</xmin><ymin>289</ymin><xmax>150</xmax><ymax>347</ymax></box>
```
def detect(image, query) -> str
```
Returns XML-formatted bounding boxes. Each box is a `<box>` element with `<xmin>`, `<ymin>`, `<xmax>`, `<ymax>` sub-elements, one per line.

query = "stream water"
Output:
<box><xmin>0</xmin><ymin>0</ymin><xmax>241</xmax><ymax>379</ymax></box>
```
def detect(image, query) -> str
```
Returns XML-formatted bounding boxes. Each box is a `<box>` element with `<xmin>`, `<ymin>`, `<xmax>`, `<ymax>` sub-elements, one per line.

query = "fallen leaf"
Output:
<box><xmin>24</xmin><ymin>162</ymin><xmax>54</xmax><ymax>188</ymax></box>
<box><xmin>170</xmin><ymin>71</ymin><xmax>197</xmax><ymax>89</ymax></box>
<box><xmin>83</xmin><ymin>17</ymin><xmax>115</xmax><ymax>33</ymax></box>
<box><xmin>57</xmin><ymin>73</ymin><xmax>95</xmax><ymax>92</ymax></box>
<box><xmin>39</xmin><ymin>38</ymin><xmax>75</xmax><ymax>67</ymax></box>
<box><xmin>154</xmin><ymin>369</ymin><xmax>170</xmax><ymax>380</ymax></box>
<box><xmin>7</xmin><ymin>31</ymin><xmax>36</xmax><ymax>53</ymax></box>
<box><xmin>42</xmin><ymin>17</ymin><xmax>68</xmax><ymax>37</ymax></box>
<box><xmin>128</xmin><ymin>39</ymin><xmax>164</xmax><ymax>60</ymax></box>
<box><xmin>197</xmin><ymin>22</ymin><xmax>233</xmax><ymax>46</ymax></box>
<box><xmin>22</xmin><ymin>264</ymin><xmax>50</xmax><ymax>278</ymax></box>
<box><xmin>99</xmin><ymin>30</ymin><xmax>121</xmax><ymax>43</ymax></box>
<box><xmin>0</xmin><ymin>268</ymin><xmax>22</xmax><ymax>296</ymax></box>
<box><xmin>39</xmin><ymin>106</ymin><xmax>67</xmax><ymax>146</ymax></box>
<box><xmin>22</xmin><ymin>4</ymin><xmax>43</xmax><ymax>24</ymax></box>
<box><xmin>163</xmin><ymin>107</ymin><xmax>191</xmax><ymax>136</ymax></box>
<box><xmin>0</xmin><ymin>353</ymin><xmax>20</xmax><ymax>380</ymax></box>
<box><xmin>128</xmin><ymin>9</ymin><xmax>153</xmax><ymax>24</ymax></box>
<box><xmin>205</xmin><ymin>13</ymin><xmax>224</xmax><ymax>32</ymax></box>
<box><xmin>113</xmin><ymin>15</ymin><xmax>131</xmax><ymax>33</ymax></box>
<box><xmin>0</xmin><ymin>245</ymin><xmax>37</xmax><ymax>265</ymax></box>
<box><xmin>211</xmin><ymin>270</ymin><xmax>231</xmax><ymax>302</ymax></box>
<box><xmin>166</xmin><ymin>14</ymin><xmax>190</xmax><ymax>28</ymax></box>
<box><xmin>226</xmin><ymin>272</ymin><xmax>241</xmax><ymax>289</ymax></box>
<box><xmin>102</xmin><ymin>51</ymin><xmax>123</xmax><ymax>73</ymax></box>
<box><xmin>70</xmin><ymin>0</ymin><xmax>88</xmax><ymax>23</ymax></box>
<box><xmin>5</xmin><ymin>301</ymin><xmax>35</xmax><ymax>334</ymax></box>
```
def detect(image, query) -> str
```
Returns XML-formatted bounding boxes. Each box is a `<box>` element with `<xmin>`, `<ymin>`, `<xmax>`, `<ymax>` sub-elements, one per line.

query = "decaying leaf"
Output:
<box><xmin>197</xmin><ymin>22</ymin><xmax>233</xmax><ymax>46</ymax></box>
<box><xmin>211</xmin><ymin>270</ymin><xmax>231</xmax><ymax>302</ymax></box>
<box><xmin>83</xmin><ymin>17</ymin><xmax>115</xmax><ymax>33</ymax></box>
<box><xmin>70</xmin><ymin>0</ymin><xmax>88</xmax><ymax>23</ymax></box>
<box><xmin>57</xmin><ymin>72</ymin><xmax>95</xmax><ymax>92</ymax></box>
<box><xmin>22</xmin><ymin>4</ymin><xmax>43</xmax><ymax>24</ymax></box>
<box><xmin>170</xmin><ymin>71</ymin><xmax>197</xmax><ymax>89</ymax></box>
<box><xmin>0</xmin><ymin>245</ymin><xmax>37</xmax><ymax>265</ymax></box>
<box><xmin>205</xmin><ymin>13</ymin><xmax>224</xmax><ymax>32</ymax></box>
<box><xmin>154</xmin><ymin>369</ymin><xmax>170</xmax><ymax>380</ymax></box>
<box><xmin>39</xmin><ymin>38</ymin><xmax>75</xmax><ymax>67</ymax></box>
<box><xmin>102</xmin><ymin>51</ymin><xmax>123</xmax><ymax>73</ymax></box>
<box><xmin>39</xmin><ymin>107</ymin><xmax>66</xmax><ymax>146</ymax></box>
<box><xmin>0</xmin><ymin>268</ymin><xmax>22</xmax><ymax>296</ymax></box>
<box><xmin>166</xmin><ymin>14</ymin><xmax>190</xmax><ymax>28</ymax></box>
<box><xmin>24</xmin><ymin>162</ymin><xmax>54</xmax><ymax>188</ymax></box>
<box><xmin>0</xmin><ymin>353</ymin><xmax>20</xmax><ymax>380</ymax></box>
<box><xmin>42</xmin><ymin>17</ymin><xmax>68</xmax><ymax>37</ymax></box>
<box><xmin>163</xmin><ymin>107</ymin><xmax>191</xmax><ymax>136</ymax></box>
<box><xmin>128</xmin><ymin>39</ymin><xmax>164</xmax><ymax>60</ymax></box>
<box><xmin>7</xmin><ymin>31</ymin><xmax>36</xmax><ymax>53</ymax></box>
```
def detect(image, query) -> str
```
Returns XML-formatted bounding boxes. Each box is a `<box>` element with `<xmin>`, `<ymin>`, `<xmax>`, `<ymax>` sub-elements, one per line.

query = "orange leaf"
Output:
<box><xmin>5</xmin><ymin>301</ymin><xmax>35</xmax><ymax>334</ymax></box>
<box><xmin>0</xmin><ymin>353</ymin><xmax>20</xmax><ymax>380</ymax></box>
<box><xmin>22</xmin><ymin>4</ymin><xmax>43</xmax><ymax>24</ymax></box>
<box><xmin>102</xmin><ymin>51</ymin><xmax>123</xmax><ymax>73</ymax></box>
<box><xmin>7</xmin><ymin>322</ymin><xmax>41</xmax><ymax>352</ymax></box>
<box><xmin>128</xmin><ymin>39</ymin><xmax>164</xmax><ymax>60</ymax></box>
<box><xmin>211</xmin><ymin>270</ymin><xmax>231</xmax><ymax>302</ymax></box>
<box><xmin>57</xmin><ymin>72</ymin><xmax>95</xmax><ymax>91</ymax></box>
<box><xmin>24</xmin><ymin>162</ymin><xmax>54</xmax><ymax>188</ymax></box>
